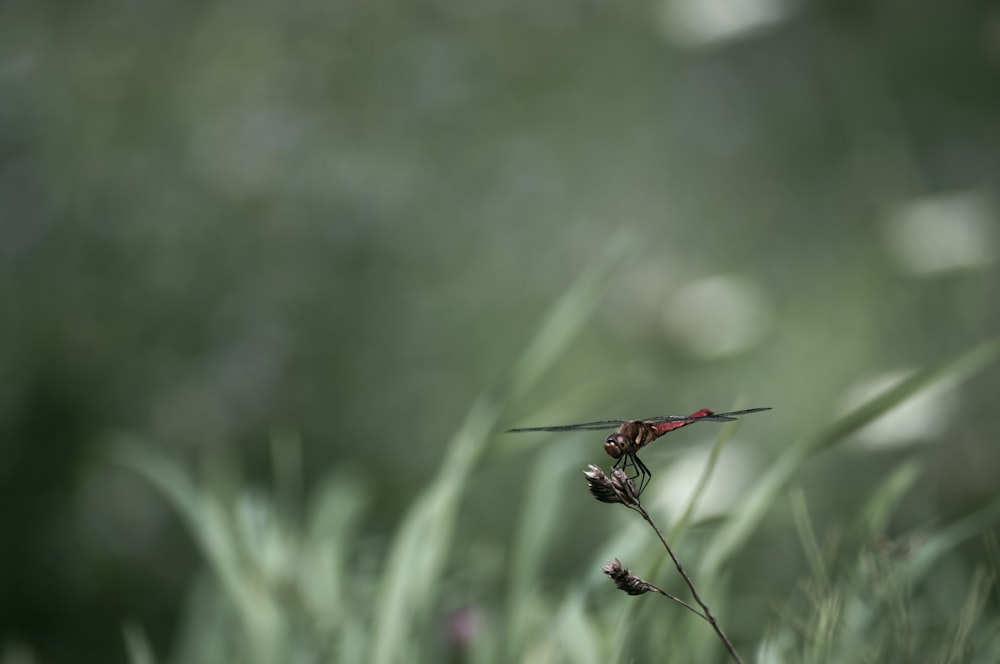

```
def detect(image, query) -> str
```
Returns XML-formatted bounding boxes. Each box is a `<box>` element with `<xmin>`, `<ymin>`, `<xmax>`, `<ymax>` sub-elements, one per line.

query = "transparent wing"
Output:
<box><xmin>508</xmin><ymin>407</ymin><xmax>771</xmax><ymax>433</ymax></box>
<box><xmin>506</xmin><ymin>419</ymin><xmax>625</xmax><ymax>433</ymax></box>
<box><xmin>642</xmin><ymin>406</ymin><xmax>771</xmax><ymax>424</ymax></box>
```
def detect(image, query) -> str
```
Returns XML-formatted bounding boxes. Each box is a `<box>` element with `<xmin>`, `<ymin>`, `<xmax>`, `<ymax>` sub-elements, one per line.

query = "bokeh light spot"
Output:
<box><xmin>883</xmin><ymin>191</ymin><xmax>997</xmax><ymax>276</ymax></box>
<box><xmin>661</xmin><ymin>274</ymin><xmax>773</xmax><ymax>359</ymax></box>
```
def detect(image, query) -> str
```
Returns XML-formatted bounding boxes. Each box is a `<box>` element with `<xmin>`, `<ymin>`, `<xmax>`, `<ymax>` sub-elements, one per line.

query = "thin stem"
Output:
<box><xmin>632</xmin><ymin>502</ymin><xmax>745</xmax><ymax>664</ymax></box>
<box><xmin>647</xmin><ymin>585</ymin><xmax>709</xmax><ymax>622</ymax></box>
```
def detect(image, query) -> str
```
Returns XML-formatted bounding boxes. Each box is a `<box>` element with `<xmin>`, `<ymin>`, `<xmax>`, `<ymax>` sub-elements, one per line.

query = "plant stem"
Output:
<box><xmin>634</xmin><ymin>503</ymin><xmax>745</xmax><ymax>664</ymax></box>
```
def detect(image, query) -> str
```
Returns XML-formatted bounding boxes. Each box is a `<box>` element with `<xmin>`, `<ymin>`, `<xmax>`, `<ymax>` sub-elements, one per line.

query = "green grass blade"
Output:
<box><xmin>300</xmin><ymin>468</ymin><xmax>370</xmax><ymax>624</ymax></box>
<box><xmin>556</xmin><ymin>590</ymin><xmax>603</xmax><ymax>664</ymax></box>
<box><xmin>121</xmin><ymin>620</ymin><xmax>157</xmax><ymax>664</ymax></box>
<box><xmin>505</xmin><ymin>441</ymin><xmax>573</xmax><ymax>650</ymax></box>
<box><xmin>370</xmin><ymin>239</ymin><xmax>633</xmax><ymax>664</ymax></box>
<box><xmin>112</xmin><ymin>442</ymin><xmax>282</xmax><ymax>661</ymax></box>
<box><xmin>942</xmin><ymin>568</ymin><xmax>993</xmax><ymax>664</ymax></box>
<box><xmin>904</xmin><ymin>494</ymin><xmax>1000</xmax><ymax>582</ymax></box>
<box><xmin>507</xmin><ymin>231</ymin><xmax>633</xmax><ymax>402</ymax></box>
<box><xmin>700</xmin><ymin>336</ymin><xmax>1000</xmax><ymax>578</ymax></box>
<box><xmin>853</xmin><ymin>459</ymin><xmax>922</xmax><ymax>536</ymax></box>
<box><xmin>790</xmin><ymin>487</ymin><xmax>829</xmax><ymax>591</ymax></box>
<box><xmin>670</xmin><ymin>414</ymin><xmax>741</xmax><ymax>541</ymax></box>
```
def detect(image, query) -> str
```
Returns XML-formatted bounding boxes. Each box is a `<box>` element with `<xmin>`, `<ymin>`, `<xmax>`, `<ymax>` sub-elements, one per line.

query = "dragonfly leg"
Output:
<box><xmin>610</xmin><ymin>455</ymin><xmax>650</xmax><ymax>499</ymax></box>
<box><xmin>631</xmin><ymin>453</ymin><xmax>652</xmax><ymax>496</ymax></box>
<box><xmin>612</xmin><ymin>457</ymin><xmax>628</xmax><ymax>485</ymax></box>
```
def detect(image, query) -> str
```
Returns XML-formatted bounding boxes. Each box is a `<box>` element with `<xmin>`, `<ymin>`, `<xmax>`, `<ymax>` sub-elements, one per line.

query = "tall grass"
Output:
<box><xmin>114</xmin><ymin>252</ymin><xmax>1000</xmax><ymax>662</ymax></box>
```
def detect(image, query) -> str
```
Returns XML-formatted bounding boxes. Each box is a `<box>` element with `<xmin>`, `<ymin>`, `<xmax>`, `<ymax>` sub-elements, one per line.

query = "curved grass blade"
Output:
<box><xmin>112</xmin><ymin>442</ymin><xmax>283</xmax><ymax>662</ymax></box>
<box><xmin>370</xmin><ymin>234</ymin><xmax>634</xmax><ymax>664</ymax></box>
<box><xmin>505</xmin><ymin>441</ymin><xmax>575</xmax><ymax>652</ymax></box>
<box><xmin>700</xmin><ymin>336</ymin><xmax>1000</xmax><ymax>578</ymax></box>
<box><xmin>121</xmin><ymin>620</ymin><xmax>157</xmax><ymax>664</ymax></box>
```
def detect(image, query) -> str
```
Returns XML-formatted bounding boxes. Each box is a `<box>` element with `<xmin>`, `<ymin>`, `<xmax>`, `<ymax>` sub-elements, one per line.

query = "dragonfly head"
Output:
<box><xmin>604</xmin><ymin>433</ymin><xmax>628</xmax><ymax>459</ymax></box>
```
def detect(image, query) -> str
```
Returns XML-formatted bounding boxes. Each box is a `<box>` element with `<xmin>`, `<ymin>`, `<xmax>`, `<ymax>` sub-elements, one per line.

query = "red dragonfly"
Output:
<box><xmin>508</xmin><ymin>407</ymin><xmax>771</xmax><ymax>495</ymax></box>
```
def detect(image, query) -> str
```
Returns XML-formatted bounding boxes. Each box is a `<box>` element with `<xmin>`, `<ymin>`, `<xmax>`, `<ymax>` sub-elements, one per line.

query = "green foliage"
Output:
<box><xmin>115</xmin><ymin>242</ymin><xmax>632</xmax><ymax>663</ymax></box>
<box><xmin>6</xmin><ymin>3</ymin><xmax>1000</xmax><ymax>662</ymax></box>
<box><xmin>700</xmin><ymin>338</ymin><xmax>1000</xmax><ymax>580</ymax></box>
<box><xmin>762</xmin><ymin>473</ymin><xmax>1000</xmax><ymax>664</ymax></box>
<box><xmin>114</xmin><ymin>258</ymin><xmax>1000</xmax><ymax>662</ymax></box>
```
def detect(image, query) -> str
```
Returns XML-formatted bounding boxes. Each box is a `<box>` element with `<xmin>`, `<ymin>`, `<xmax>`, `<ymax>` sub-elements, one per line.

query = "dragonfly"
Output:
<box><xmin>507</xmin><ymin>407</ymin><xmax>771</xmax><ymax>496</ymax></box>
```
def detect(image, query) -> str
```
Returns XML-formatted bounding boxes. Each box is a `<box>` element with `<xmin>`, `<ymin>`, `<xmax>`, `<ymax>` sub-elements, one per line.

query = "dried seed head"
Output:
<box><xmin>584</xmin><ymin>465</ymin><xmax>620</xmax><ymax>503</ymax></box>
<box><xmin>584</xmin><ymin>465</ymin><xmax>642</xmax><ymax>506</ymax></box>
<box><xmin>603</xmin><ymin>559</ymin><xmax>657</xmax><ymax>596</ymax></box>
<box><xmin>609</xmin><ymin>468</ymin><xmax>641</xmax><ymax>507</ymax></box>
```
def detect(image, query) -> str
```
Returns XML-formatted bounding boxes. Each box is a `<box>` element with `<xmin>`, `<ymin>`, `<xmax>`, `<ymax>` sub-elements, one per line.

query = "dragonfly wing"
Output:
<box><xmin>508</xmin><ymin>408</ymin><xmax>771</xmax><ymax>433</ymax></box>
<box><xmin>712</xmin><ymin>407</ymin><xmax>772</xmax><ymax>418</ymax></box>
<box><xmin>641</xmin><ymin>414</ymin><xmax>693</xmax><ymax>424</ymax></box>
<box><xmin>642</xmin><ymin>414</ymin><xmax>735</xmax><ymax>424</ymax></box>
<box><xmin>506</xmin><ymin>419</ymin><xmax>625</xmax><ymax>433</ymax></box>
<box><xmin>643</xmin><ymin>407</ymin><xmax>771</xmax><ymax>424</ymax></box>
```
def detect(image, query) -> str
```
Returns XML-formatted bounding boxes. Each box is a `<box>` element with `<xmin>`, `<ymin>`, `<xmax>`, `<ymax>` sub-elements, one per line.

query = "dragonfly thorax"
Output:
<box><xmin>605</xmin><ymin>420</ymin><xmax>656</xmax><ymax>460</ymax></box>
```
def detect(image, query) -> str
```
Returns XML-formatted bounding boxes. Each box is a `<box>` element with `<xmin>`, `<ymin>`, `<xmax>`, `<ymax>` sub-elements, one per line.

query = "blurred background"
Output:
<box><xmin>3</xmin><ymin>0</ymin><xmax>1000</xmax><ymax>662</ymax></box>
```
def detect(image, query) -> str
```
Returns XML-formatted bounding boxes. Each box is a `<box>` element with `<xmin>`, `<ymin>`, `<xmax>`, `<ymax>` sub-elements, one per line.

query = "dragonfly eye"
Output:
<box><xmin>604</xmin><ymin>433</ymin><xmax>627</xmax><ymax>459</ymax></box>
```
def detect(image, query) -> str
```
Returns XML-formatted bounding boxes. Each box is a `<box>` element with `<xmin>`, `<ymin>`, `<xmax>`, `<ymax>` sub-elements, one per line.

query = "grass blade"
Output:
<box><xmin>121</xmin><ymin>620</ymin><xmax>157</xmax><ymax>664</ymax></box>
<box><xmin>370</xmin><ymin>238</ymin><xmax>633</xmax><ymax>664</ymax></box>
<box><xmin>700</xmin><ymin>336</ymin><xmax>1000</xmax><ymax>578</ymax></box>
<box><xmin>112</xmin><ymin>442</ymin><xmax>283</xmax><ymax>662</ymax></box>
